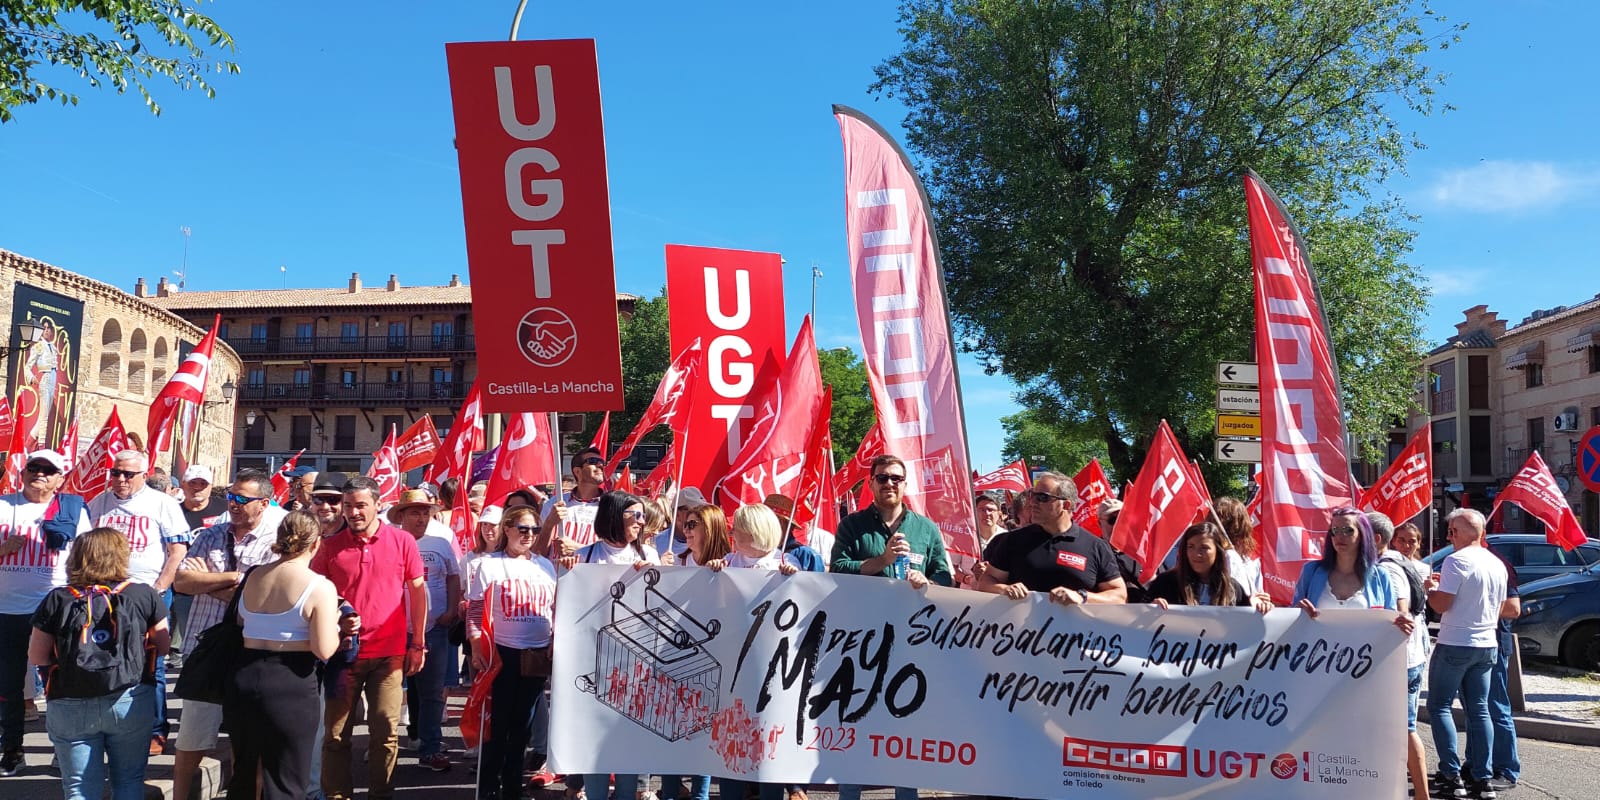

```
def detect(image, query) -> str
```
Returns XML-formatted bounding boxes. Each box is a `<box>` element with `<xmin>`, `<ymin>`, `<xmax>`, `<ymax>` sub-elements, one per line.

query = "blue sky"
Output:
<box><xmin>0</xmin><ymin>1</ymin><xmax>1593</xmax><ymax>471</ymax></box>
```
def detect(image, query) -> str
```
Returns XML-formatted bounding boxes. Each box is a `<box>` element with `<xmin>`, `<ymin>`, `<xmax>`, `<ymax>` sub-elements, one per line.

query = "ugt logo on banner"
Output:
<box><xmin>446</xmin><ymin>39</ymin><xmax>624</xmax><ymax>412</ymax></box>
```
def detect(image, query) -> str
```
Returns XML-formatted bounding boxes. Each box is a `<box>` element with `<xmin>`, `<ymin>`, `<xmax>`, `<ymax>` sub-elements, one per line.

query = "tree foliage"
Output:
<box><xmin>874</xmin><ymin>0</ymin><xmax>1456</xmax><ymax>486</ymax></box>
<box><xmin>818</xmin><ymin>347</ymin><xmax>876</xmax><ymax>465</ymax></box>
<box><xmin>1</xmin><ymin>0</ymin><xmax>239</xmax><ymax>121</ymax></box>
<box><xmin>1000</xmin><ymin>407</ymin><xmax>1109</xmax><ymax>482</ymax></box>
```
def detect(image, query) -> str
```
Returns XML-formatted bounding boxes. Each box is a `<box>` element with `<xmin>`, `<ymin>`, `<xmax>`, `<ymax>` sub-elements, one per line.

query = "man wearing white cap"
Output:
<box><xmin>88</xmin><ymin>449</ymin><xmax>192</xmax><ymax>754</ymax></box>
<box><xmin>0</xmin><ymin>450</ymin><xmax>92</xmax><ymax>776</ymax></box>
<box><xmin>179</xmin><ymin>465</ymin><xmax>227</xmax><ymax>531</ymax></box>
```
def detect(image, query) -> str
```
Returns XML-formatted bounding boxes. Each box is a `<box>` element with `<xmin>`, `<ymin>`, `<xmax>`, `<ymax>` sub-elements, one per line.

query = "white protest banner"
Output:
<box><xmin>550</xmin><ymin>566</ymin><xmax>1406</xmax><ymax>799</ymax></box>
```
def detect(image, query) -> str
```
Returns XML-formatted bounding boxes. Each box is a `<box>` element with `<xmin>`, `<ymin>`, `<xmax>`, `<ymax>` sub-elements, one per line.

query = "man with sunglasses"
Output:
<box><xmin>831</xmin><ymin>454</ymin><xmax>953</xmax><ymax>589</ymax></box>
<box><xmin>87</xmin><ymin>449</ymin><xmax>192</xmax><ymax>754</ymax></box>
<box><xmin>0</xmin><ymin>450</ymin><xmax>91</xmax><ymax>777</ymax></box>
<box><xmin>171</xmin><ymin>469</ymin><xmax>287</xmax><ymax>800</ymax></box>
<box><xmin>537</xmin><ymin>446</ymin><xmax>606</xmax><ymax>559</ymax></box>
<box><xmin>978</xmin><ymin>471</ymin><xmax>1127</xmax><ymax>605</ymax></box>
<box><xmin>311</xmin><ymin>472</ymin><xmax>350</xmax><ymax>537</ymax></box>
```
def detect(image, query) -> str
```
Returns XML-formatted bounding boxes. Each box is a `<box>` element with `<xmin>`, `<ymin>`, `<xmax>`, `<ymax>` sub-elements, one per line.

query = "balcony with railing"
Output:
<box><xmin>1429</xmin><ymin>387</ymin><xmax>1455</xmax><ymax>416</ymax></box>
<box><xmin>239</xmin><ymin>380</ymin><xmax>468</xmax><ymax>406</ymax></box>
<box><xmin>223</xmin><ymin>333</ymin><xmax>475</xmax><ymax>358</ymax></box>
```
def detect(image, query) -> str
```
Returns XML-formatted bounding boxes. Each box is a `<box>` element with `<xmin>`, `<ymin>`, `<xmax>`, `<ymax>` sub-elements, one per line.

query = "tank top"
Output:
<box><xmin>240</xmin><ymin>577</ymin><xmax>323</xmax><ymax>642</ymax></box>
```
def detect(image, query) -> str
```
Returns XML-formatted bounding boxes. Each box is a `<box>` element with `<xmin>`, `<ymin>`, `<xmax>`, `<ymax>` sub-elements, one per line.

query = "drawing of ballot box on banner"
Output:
<box><xmin>577</xmin><ymin>568</ymin><xmax>723</xmax><ymax>741</ymax></box>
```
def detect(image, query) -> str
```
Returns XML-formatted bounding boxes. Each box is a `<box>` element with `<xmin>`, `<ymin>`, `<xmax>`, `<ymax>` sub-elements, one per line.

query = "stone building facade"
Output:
<box><xmin>0</xmin><ymin>248</ymin><xmax>242</xmax><ymax>479</ymax></box>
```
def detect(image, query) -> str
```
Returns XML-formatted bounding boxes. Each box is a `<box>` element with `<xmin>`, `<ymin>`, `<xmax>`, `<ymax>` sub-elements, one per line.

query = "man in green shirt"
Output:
<box><xmin>831</xmin><ymin>454</ymin><xmax>953</xmax><ymax>588</ymax></box>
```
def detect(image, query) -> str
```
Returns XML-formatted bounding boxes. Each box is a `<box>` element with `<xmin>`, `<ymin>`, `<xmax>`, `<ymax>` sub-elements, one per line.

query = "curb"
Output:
<box><xmin>1428</xmin><ymin>708</ymin><xmax>1600</xmax><ymax>748</ymax></box>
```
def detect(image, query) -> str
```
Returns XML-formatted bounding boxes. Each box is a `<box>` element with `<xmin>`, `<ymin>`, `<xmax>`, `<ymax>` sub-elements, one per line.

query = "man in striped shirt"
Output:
<box><xmin>170</xmin><ymin>469</ymin><xmax>287</xmax><ymax>800</ymax></box>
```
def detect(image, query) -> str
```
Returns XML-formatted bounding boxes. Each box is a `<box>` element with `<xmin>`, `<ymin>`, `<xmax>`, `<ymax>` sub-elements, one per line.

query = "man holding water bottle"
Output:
<box><xmin>831</xmin><ymin>454</ymin><xmax>953</xmax><ymax>588</ymax></box>
<box><xmin>977</xmin><ymin>471</ymin><xmax>1127</xmax><ymax>605</ymax></box>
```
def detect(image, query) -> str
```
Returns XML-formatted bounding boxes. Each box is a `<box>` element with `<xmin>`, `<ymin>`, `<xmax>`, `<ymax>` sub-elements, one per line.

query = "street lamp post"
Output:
<box><xmin>811</xmin><ymin>263</ymin><xmax>823</xmax><ymax>324</ymax></box>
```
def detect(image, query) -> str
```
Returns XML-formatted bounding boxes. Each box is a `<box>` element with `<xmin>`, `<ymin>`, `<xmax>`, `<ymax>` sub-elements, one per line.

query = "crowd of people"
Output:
<box><xmin>0</xmin><ymin>445</ymin><xmax>1523</xmax><ymax>800</ymax></box>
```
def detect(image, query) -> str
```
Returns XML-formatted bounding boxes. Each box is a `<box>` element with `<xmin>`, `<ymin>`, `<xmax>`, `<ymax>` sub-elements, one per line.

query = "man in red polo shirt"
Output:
<box><xmin>312</xmin><ymin>475</ymin><xmax>427</xmax><ymax>800</ymax></box>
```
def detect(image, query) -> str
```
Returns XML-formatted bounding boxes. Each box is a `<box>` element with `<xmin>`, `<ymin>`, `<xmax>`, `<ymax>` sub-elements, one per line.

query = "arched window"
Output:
<box><xmin>99</xmin><ymin>353</ymin><xmax>120</xmax><ymax>389</ymax></box>
<box><xmin>101</xmin><ymin>319</ymin><xmax>123</xmax><ymax>350</ymax></box>
<box><xmin>129</xmin><ymin>328</ymin><xmax>148</xmax><ymax>356</ymax></box>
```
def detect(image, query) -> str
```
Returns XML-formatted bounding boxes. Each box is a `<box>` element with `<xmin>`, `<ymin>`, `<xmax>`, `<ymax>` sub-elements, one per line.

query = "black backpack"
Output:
<box><xmin>46</xmin><ymin>581</ymin><xmax>150</xmax><ymax>699</ymax></box>
<box><xmin>1381</xmin><ymin>551</ymin><xmax>1427</xmax><ymax>617</ymax></box>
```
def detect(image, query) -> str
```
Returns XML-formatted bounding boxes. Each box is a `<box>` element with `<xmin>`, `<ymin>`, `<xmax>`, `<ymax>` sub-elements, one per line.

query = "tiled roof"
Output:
<box><xmin>1427</xmin><ymin>329</ymin><xmax>1498</xmax><ymax>356</ymax></box>
<box><xmin>147</xmin><ymin>285</ymin><xmax>636</xmax><ymax>311</ymax></box>
<box><xmin>1501</xmin><ymin>294</ymin><xmax>1600</xmax><ymax>338</ymax></box>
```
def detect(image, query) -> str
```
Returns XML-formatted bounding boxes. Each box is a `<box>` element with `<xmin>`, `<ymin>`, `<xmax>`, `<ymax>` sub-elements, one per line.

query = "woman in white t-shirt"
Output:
<box><xmin>563</xmin><ymin>491</ymin><xmax>659</xmax><ymax>570</ymax></box>
<box><xmin>707</xmin><ymin>504</ymin><xmax>800</xmax><ymax>575</ymax></box>
<box><xmin>465</xmin><ymin>505</ymin><xmax>557</xmax><ymax>800</ymax></box>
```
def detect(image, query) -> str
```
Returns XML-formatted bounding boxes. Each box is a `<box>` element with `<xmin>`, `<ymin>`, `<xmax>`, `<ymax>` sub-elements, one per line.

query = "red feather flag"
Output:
<box><xmin>428</xmin><ymin>382</ymin><xmax>485</xmax><ymax>487</ymax></box>
<box><xmin>788</xmin><ymin>386</ymin><xmax>834</xmax><ymax>540</ymax></box>
<box><xmin>716</xmin><ymin>319</ymin><xmax>822</xmax><ymax>511</ymax></box>
<box><xmin>832</xmin><ymin>422</ymin><xmax>884</xmax><ymax>499</ymax></box>
<box><xmin>589</xmin><ymin>411</ymin><xmax>610</xmax><ymax>458</ymax></box>
<box><xmin>483</xmin><ymin>413</ymin><xmax>556</xmax><ymax>507</ymax></box>
<box><xmin>974</xmin><ymin>459</ymin><xmax>1029</xmax><ymax>493</ymax></box>
<box><xmin>1111</xmin><ymin>421</ymin><xmax>1208</xmax><ymax>583</ymax></box>
<box><xmin>271</xmin><ymin>450</ymin><xmax>307</xmax><ymax>505</ymax></box>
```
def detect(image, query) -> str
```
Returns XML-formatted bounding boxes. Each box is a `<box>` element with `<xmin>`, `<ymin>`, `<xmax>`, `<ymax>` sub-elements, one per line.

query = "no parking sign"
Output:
<box><xmin>1578</xmin><ymin>426</ymin><xmax>1600</xmax><ymax>492</ymax></box>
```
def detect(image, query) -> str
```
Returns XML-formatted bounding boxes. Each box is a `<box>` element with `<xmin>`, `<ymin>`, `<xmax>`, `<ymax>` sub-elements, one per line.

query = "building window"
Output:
<box><xmin>432</xmin><ymin>413</ymin><xmax>453</xmax><ymax>440</ymax></box>
<box><xmin>296</xmin><ymin>322</ymin><xmax>314</xmax><ymax>345</ymax></box>
<box><xmin>326</xmin><ymin>458</ymin><xmax>363</xmax><ymax>474</ymax></box>
<box><xmin>218</xmin><ymin>323</ymin><xmax>229</xmax><ymax>340</ymax></box>
<box><xmin>341</xmin><ymin>322</ymin><xmax>360</xmax><ymax>343</ymax></box>
<box><xmin>1467</xmin><ymin>355</ymin><xmax>1489</xmax><ymax>410</ymax></box>
<box><xmin>1590</xmin><ymin>347</ymin><xmax>1600</xmax><ymax>374</ymax></box>
<box><xmin>431</xmin><ymin>367</ymin><xmax>454</xmax><ymax>398</ymax></box>
<box><xmin>388</xmin><ymin>321</ymin><xmax>407</xmax><ymax>349</ymax></box>
<box><xmin>244</xmin><ymin>416</ymin><xmax>266</xmax><ymax>451</ymax></box>
<box><xmin>250</xmin><ymin>323</ymin><xmax>268</xmax><ymax>343</ymax></box>
<box><xmin>1525</xmin><ymin>362</ymin><xmax>1544</xmax><ymax>389</ymax></box>
<box><xmin>291</xmin><ymin>416</ymin><xmax>312</xmax><ymax>450</ymax></box>
<box><xmin>1468</xmin><ymin>416</ymin><xmax>1491</xmax><ymax>476</ymax></box>
<box><xmin>341</xmin><ymin>368</ymin><xmax>358</xmax><ymax>388</ymax></box>
<box><xmin>1529</xmin><ymin>418</ymin><xmax>1545</xmax><ymax>455</ymax></box>
<box><xmin>334</xmin><ymin>416</ymin><xmax>356</xmax><ymax>451</ymax></box>
<box><xmin>382</xmin><ymin>415</ymin><xmax>405</xmax><ymax>438</ymax></box>
<box><xmin>1429</xmin><ymin>360</ymin><xmax>1455</xmax><ymax>415</ymax></box>
<box><xmin>247</xmin><ymin>367</ymin><xmax>265</xmax><ymax>387</ymax></box>
<box><xmin>293</xmin><ymin>368</ymin><xmax>311</xmax><ymax>387</ymax></box>
<box><xmin>432</xmin><ymin>320</ymin><xmax>453</xmax><ymax>348</ymax></box>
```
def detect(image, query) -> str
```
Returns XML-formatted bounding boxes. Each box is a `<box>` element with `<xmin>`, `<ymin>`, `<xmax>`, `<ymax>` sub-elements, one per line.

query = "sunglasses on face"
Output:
<box><xmin>510</xmin><ymin>524</ymin><xmax>537</xmax><ymax>536</ymax></box>
<box><xmin>312</xmin><ymin>496</ymin><xmax>339</xmax><ymax>506</ymax></box>
<box><xmin>873</xmin><ymin>473</ymin><xmax>906</xmax><ymax>485</ymax></box>
<box><xmin>580</xmin><ymin>457</ymin><xmax>606</xmax><ymax>466</ymax></box>
<box><xmin>226</xmin><ymin>492</ymin><xmax>267</xmax><ymax>506</ymax></box>
<box><xmin>1329</xmin><ymin>526</ymin><xmax>1359</xmax><ymax>539</ymax></box>
<box><xmin>1030</xmin><ymin>491</ymin><xmax>1064</xmax><ymax>503</ymax></box>
<box><xmin>683</xmin><ymin>519</ymin><xmax>702</xmax><ymax>530</ymax></box>
<box><xmin>25</xmin><ymin>464</ymin><xmax>59</xmax><ymax>476</ymax></box>
<box><xmin>623</xmin><ymin>509</ymin><xmax>646</xmax><ymax>520</ymax></box>
<box><xmin>108</xmin><ymin>469</ymin><xmax>142</xmax><ymax>479</ymax></box>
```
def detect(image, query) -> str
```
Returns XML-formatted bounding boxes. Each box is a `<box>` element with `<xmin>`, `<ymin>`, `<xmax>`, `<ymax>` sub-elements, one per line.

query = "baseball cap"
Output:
<box><xmin>25</xmin><ymin>450</ymin><xmax>68</xmax><ymax>473</ymax></box>
<box><xmin>182</xmin><ymin>465</ymin><xmax>213</xmax><ymax>485</ymax></box>
<box><xmin>479</xmin><ymin>505</ymin><xmax>503</xmax><ymax>525</ymax></box>
<box><xmin>676</xmin><ymin>486</ymin><xmax>708</xmax><ymax>509</ymax></box>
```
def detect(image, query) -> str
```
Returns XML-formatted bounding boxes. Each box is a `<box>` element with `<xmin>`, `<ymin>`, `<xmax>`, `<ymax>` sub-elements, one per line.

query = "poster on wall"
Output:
<box><xmin>7</xmin><ymin>283</ymin><xmax>84</xmax><ymax>452</ymax></box>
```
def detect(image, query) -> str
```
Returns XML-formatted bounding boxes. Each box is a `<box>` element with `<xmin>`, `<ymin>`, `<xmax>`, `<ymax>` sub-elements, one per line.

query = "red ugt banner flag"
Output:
<box><xmin>1359</xmin><ymin>424</ymin><xmax>1432</xmax><ymax>526</ymax></box>
<box><xmin>1111</xmin><ymin>421</ymin><xmax>1208</xmax><ymax>583</ymax></box>
<box><xmin>789</xmin><ymin>386</ymin><xmax>834</xmax><ymax>538</ymax></box>
<box><xmin>666</xmin><ymin>245</ymin><xmax>787</xmax><ymax>494</ymax></box>
<box><xmin>446</xmin><ymin>39</ymin><xmax>623</xmax><ymax>413</ymax></box>
<box><xmin>1491</xmin><ymin>450</ymin><xmax>1587</xmax><ymax>550</ymax></box>
<box><xmin>837</xmin><ymin>106</ymin><xmax>978</xmax><ymax>561</ymax></box>
<box><xmin>974</xmin><ymin>459</ymin><xmax>1029</xmax><ymax>494</ymax></box>
<box><xmin>1072</xmin><ymin>459</ymin><xmax>1116</xmax><ymax>536</ymax></box>
<box><xmin>1246</xmin><ymin>171</ymin><xmax>1355</xmax><ymax>603</ymax></box>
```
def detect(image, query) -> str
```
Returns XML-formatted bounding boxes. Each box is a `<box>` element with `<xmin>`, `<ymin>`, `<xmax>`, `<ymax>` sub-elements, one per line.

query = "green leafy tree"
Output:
<box><xmin>874</xmin><ymin>0</ymin><xmax>1453</xmax><ymax>487</ymax></box>
<box><xmin>1</xmin><ymin>0</ymin><xmax>239</xmax><ymax>121</ymax></box>
<box><xmin>818</xmin><ymin>347</ymin><xmax>876</xmax><ymax>465</ymax></box>
<box><xmin>1000</xmin><ymin>408</ymin><xmax>1109</xmax><ymax>482</ymax></box>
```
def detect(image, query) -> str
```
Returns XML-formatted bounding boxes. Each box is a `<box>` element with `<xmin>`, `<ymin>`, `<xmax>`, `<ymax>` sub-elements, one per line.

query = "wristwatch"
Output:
<box><xmin>1077</xmin><ymin>589</ymin><xmax>1089</xmax><ymax>604</ymax></box>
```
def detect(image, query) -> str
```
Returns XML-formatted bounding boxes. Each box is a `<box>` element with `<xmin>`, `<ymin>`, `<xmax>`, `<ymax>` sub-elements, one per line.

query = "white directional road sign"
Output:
<box><xmin>1216</xmin><ymin>361</ymin><xmax>1259</xmax><ymax>385</ymax></box>
<box><xmin>1216</xmin><ymin>387</ymin><xmax>1260</xmax><ymax>413</ymax></box>
<box><xmin>1215</xmin><ymin>438</ymin><xmax>1262</xmax><ymax>463</ymax></box>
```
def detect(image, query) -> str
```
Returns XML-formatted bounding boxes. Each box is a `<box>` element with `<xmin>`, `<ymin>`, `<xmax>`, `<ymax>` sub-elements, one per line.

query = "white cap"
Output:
<box><xmin>25</xmin><ymin>450</ymin><xmax>68</xmax><ymax>473</ymax></box>
<box><xmin>478</xmin><ymin>505</ymin><xmax>503</xmax><ymax>525</ymax></box>
<box><xmin>676</xmin><ymin>486</ymin><xmax>708</xmax><ymax>509</ymax></box>
<box><xmin>182</xmin><ymin>465</ymin><xmax>213</xmax><ymax>485</ymax></box>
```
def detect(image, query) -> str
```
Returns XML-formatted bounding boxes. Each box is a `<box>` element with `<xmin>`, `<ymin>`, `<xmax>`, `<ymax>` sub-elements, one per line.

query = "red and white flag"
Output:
<box><xmin>0</xmin><ymin>409</ymin><xmax>32</xmax><ymax>494</ymax></box>
<box><xmin>607</xmin><ymin>339</ymin><xmax>704</xmax><ymax>476</ymax></box>
<box><xmin>715</xmin><ymin>319</ymin><xmax>822</xmax><ymax>511</ymax></box>
<box><xmin>638</xmin><ymin>445</ymin><xmax>675</xmax><ymax>500</ymax></box>
<box><xmin>1359</xmin><ymin>424</ymin><xmax>1432</xmax><ymax>525</ymax></box>
<box><xmin>615</xmin><ymin>464</ymin><xmax>635</xmax><ymax>494</ymax></box>
<box><xmin>0</xmin><ymin>397</ymin><xmax>13</xmax><ymax>444</ymax></box>
<box><xmin>366</xmin><ymin>429</ymin><xmax>401</xmax><ymax>505</ymax></box>
<box><xmin>1246</xmin><ymin>171</ymin><xmax>1355</xmax><ymax>602</ymax></box>
<box><xmin>147</xmin><ymin>314</ymin><xmax>220</xmax><ymax>457</ymax></box>
<box><xmin>1491</xmin><ymin>450</ymin><xmax>1587</xmax><ymax>550</ymax></box>
<box><xmin>64</xmin><ymin>407</ymin><xmax>129</xmax><ymax>502</ymax></box>
<box><xmin>484</xmin><ymin>413</ymin><xmax>557</xmax><ymax>507</ymax></box>
<box><xmin>271</xmin><ymin>449</ymin><xmax>307</xmax><ymax>505</ymax></box>
<box><xmin>974</xmin><ymin>459</ymin><xmax>1029</xmax><ymax>493</ymax></box>
<box><xmin>589</xmin><ymin>411</ymin><xmax>611</xmax><ymax>459</ymax></box>
<box><xmin>1111</xmin><ymin>421</ymin><xmax>1209</xmax><ymax>583</ymax></box>
<box><xmin>788</xmin><ymin>386</ymin><xmax>835</xmax><ymax>540</ymax></box>
<box><xmin>832</xmin><ymin>422</ymin><xmax>884</xmax><ymax>499</ymax></box>
<box><xmin>395</xmin><ymin>417</ymin><xmax>442</xmax><ymax>474</ymax></box>
<box><xmin>59</xmin><ymin>421</ymin><xmax>78</xmax><ymax>474</ymax></box>
<box><xmin>428</xmin><ymin>381</ymin><xmax>485</xmax><ymax>487</ymax></box>
<box><xmin>837</xmin><ymin>105</ymin><xmax>979</xmax><ymax>561</ymax></box>
<box><xmin>1072</xmin><ymin>459</ymin><xmax>1116</xmax><ymax>536</ymax></box>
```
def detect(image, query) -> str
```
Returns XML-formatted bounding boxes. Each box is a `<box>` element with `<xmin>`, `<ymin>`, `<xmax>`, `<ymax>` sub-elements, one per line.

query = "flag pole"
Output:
<box><xmin>547</xmin><ymin>412</ymin><xmax>561</xmax><ymax>498</ymax></box>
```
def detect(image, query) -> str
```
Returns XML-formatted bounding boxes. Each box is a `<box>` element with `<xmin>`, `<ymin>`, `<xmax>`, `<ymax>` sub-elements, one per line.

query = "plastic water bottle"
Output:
<box><xmin>893</xmin><ymin>554</ymin><xmax>910</xmax><ymax>580</ymax></box>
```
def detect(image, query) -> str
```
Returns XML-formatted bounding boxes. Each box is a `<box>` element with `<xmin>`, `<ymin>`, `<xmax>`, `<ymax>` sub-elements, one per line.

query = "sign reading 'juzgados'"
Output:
<box><xmin>550</xmin><ymin>566</ymin><xmax>1405</xmax><ymax>799</ymax></box>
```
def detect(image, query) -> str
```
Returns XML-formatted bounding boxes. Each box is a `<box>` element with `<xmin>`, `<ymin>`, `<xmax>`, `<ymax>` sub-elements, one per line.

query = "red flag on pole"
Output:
<box><xmin>589</xmin><ymin>412</ymin><xmax>611</xmax><ymax>459</ymax></box>
<box><xmin>271</xmin><ymin>449</ymin><xmax>307</xmax><ymax>505</ymax></box>
<box><xmin>0</xmin><ymin>397</ymin><xmax>13</xmax><ymax>444</ymax></box>
<box><xmin>484</xmin><ymin>413</ymin><xmax>557</xmax><ymax>507</ymax></box>
<box><xmin>148</xmin><ymin>314</ymin><xmax>220</xmax><ymax>457</ymax></box>
<box><xmin>1072</xmin><ymin>459</ymin><xmax>1116</xmax><ymax>536</ymax></box>
<box><xmin>974</xmin><ymin>459</ymin><xmax>1029</xmax><ymax>493</ymax></box>
<box><xmin>1246</xmin><ymin>171</ymin><xmax>1355</xmax><ymax>602</ymax></box>
<box><xmin>366</xmin><ymin>430</ymin><xmax>401</xmax><ymax>505</ymax></box>
<box><xmin>395</xmin><ymin>417</ymin><xmax>442</xmax><ymax>474</ymax></box>
<box><xmin>1110</xmin><ymin>421</ymin><xmax>1209</xmax><ymax>583</ymax></box>
<box><xmin>606</xmin><ymin>340</ymin><xmax>705</xmax><ymax>477</ymax></box>
<box><xmin>788</xmin><ymin>386</ymin><xmax>835</xmax><ymax>540</ymax></box>
<box><xmin>615</xmin><ymin>464</ymin><xmax>635</xmax><ymax>494</ymax></box>
<box><xmin>429</xmin><ymin>382</ymin><xmax>484</xmax><ymax>486</ymax></box>
<box><xmin>1491</xmin><ymin>450</ymin><xmax>1587</xmax><ymax>550</ymax></box>
<box><xmin>716</xmin><ymin>319</ymin><xmax>822</xmax><ymax>511</ymax></box>
<box><xmin>1359</xmin><ymin>424</ymin><xmax>1432</xmax><ymax>525</ymax></box>
<box><xmin>0</xmin><ymin>411</ymin><xmax>32</xmax><ymax>494</ymax></box>
<box><xmin>64</xmin><ymin>407</ymin><xmax>129</xmax><ymax>502</ymax></box>
<box><xmin>832</xmin><ymin>422</ymin><xmax>884</xmax><ymax>499</ymax></box>
<box><xmin>59</xmin><ymin>421</ymin><xmax>78</xmax><ymax>474</ymax></box>
<box><xmin>637</xmin><ymin>445</ymin><xmax>675</xmax><ymax>500</ymax></box>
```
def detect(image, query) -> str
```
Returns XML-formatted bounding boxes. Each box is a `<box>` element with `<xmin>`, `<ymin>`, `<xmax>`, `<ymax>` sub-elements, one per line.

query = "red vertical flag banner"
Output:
<box><xmin>1245</xmin><ymin>171</ymin><xmax>1355</xmax><ymax>603</ymax></box>
<box><xmin>484</xmin><ymin>413</ymin><xmax>558</xmax><ymax>507</ymax></box>
<box><xmin>65</xmin><ymin>407</ymin><xmax>128</xmax><ymax>502</ymax></box>
<box><xmin>1111</xmin><ymin>421</ymin><xmax>1209</xmax><ymax>583</ymax></box>
<box><xmin>836</xmin><ymin>105</ymin><xmax>979</xmax><ymax>562</ymax></box>
<box><xmin>1358</xmin><ymin>424</ymin><xmax>1433</xmax><ymax>525</ymax></box>
<box><xmin>665</xmin><ymin>245</ymin><xmax>787</xmax><ymax>495</ymax></box>
<box><xmin>446</xmin><ymin>39</ymin><xmax>623</xmax><ymax>413</ymax></box>
<box><xmin>715</xmin><ymin>319</ymin><xmax>822</xmax><ymax>511</ymax></box>
<box><xmin>366</xmin><ymin>430</ymin><xmax>401</xmax><ymax>504</ymax></box>
<box><xmin>147</xmin><ymin>314</ymin><xmax>219</xmax><ymax>457</ymax></box>
<box><xmin>1491</xmin><ymin>451</ymin><xmax>1587</xmax><ymax>550</ymax></box>
<box><xmin>1072</xmin><ymin>459</ymin><xmax>1116</xmax><ymax>536</ymax></box>
<box><xmin>589</xmin><ymin>411</ymin><xmax>610</xmax><ymax>459</ymax></box>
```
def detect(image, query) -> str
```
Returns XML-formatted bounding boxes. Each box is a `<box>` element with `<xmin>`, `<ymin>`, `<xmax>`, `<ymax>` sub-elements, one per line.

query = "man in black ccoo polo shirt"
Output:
<box><xmin>978</xmin><ymin>471</ymin><xmax>1127</xmax><ymax>605</ymax></box>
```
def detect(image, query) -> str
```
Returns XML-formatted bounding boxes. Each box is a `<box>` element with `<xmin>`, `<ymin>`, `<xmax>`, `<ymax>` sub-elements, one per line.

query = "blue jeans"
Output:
<box><xmin>838</xmin><ymin>787</ymin><xmax>917</xmax><ymax>800</ymax></box>
<box><xmin>1427</xmin><ymin>643</ymin><xmax>1495</xmax><ymax>780</ymax></box>
<box><xmin>412</xmin><ymin>625</ymin><xmax>450</xmax><ymax>758</ymax></box>
<box><xmin>1406</xmin><ymin>664</ymin><xmax>1424</xmax><ymax>731</ymax></box>
<box><xmin>659</xmin><ymin>774</ymin><xmax>710</xmax><ymax>800</ymax></box>
<box><xmin>1489</xmin><ymin>630</ymin><xmax>1520</xmax><ymax>781</ymax></box>
<box><xmin>46</xmin><ymin>683</ymin><xmax>155</xmax><ymax>800</ymax></box>
<box><xmin>580</xmin><ymin>773</ymin><xmax>640</xmax><ymax>800</ymax></box>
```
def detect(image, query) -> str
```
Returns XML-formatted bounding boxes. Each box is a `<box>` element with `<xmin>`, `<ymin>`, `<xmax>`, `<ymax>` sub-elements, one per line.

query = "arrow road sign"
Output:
<box><xmin>1215</xmin><ymin>439</ymin><xmax>1262</xmax><ymax>463</ymax></box>
<box><xmin>1216</xmin><ymin>413</ymin><xmax>1262</xmax><ymax>438</ymax></box>
<box><xmin>1216</xmin><ymin>387</ymin><xmax>1261</xmax><ymax>413</ymax></box>
<box><xmin>1217</xmin><ymin>361</ymin><xmax>1259</xmax><ymax>386</ymax></box>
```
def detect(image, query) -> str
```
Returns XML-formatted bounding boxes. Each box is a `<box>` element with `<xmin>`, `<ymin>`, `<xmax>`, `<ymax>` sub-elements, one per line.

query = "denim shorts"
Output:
<box><xmin>1406</xmin><ymin>663</ymin><xmax>1424</xmax><ymax>732</ymax></box>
